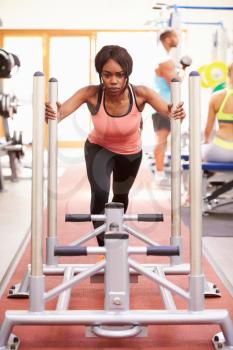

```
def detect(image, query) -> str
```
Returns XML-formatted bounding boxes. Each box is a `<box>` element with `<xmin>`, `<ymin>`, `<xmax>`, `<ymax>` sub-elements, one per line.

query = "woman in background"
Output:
<box><xmin>203</xmin><ymin>62</ymin><xmax>233</xmax><ymax>162</ymax></box>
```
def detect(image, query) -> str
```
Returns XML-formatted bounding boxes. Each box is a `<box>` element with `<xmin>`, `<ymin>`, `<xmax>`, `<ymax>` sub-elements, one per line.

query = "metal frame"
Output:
<box><xmin>1</xmin><ymin>72</ymin><xmax>233</xmax><ymax>349</ymax></box>
<box><xmin>8</xmin><ymin>78</ymin><xmax>191</xmax><ymax>298</ymax></box>
<box><xmin>182</xmin><ymin>163</ymin><xmax>233</xmax><ymax>214</ymax></box>
<box><xmin>8</xmin><ymin>78</ymin><xmax>190</xmax><ymax>298</ymax></box>
<box><xmin>8</xmin><ymin>75</ymin><xmax>218</xmax><ymax>300</ymax></box>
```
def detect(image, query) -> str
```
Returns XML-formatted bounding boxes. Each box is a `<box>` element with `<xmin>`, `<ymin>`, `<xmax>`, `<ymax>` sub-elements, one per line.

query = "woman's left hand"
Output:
<box><xmin>168</xmin><ymin>102</ymin><xmax>186</xmax><ymax>120</ymax></box>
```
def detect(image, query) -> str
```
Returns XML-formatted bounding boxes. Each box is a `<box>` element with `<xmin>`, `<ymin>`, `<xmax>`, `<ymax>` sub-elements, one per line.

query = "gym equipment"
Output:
<box><xmin>0</xmin><ymin>93</ymin><xmax>19</xmax><ymax>119</ymax></box>
<box><xmin>198</xmin><ymin>61</ymin><xmax>227</xmax><ymax>89</ymax></box>
<box><xmin>153</xmin><ymin>4</ymin><xmax>233</xmax><ymax>11</ymax></box>
<box><xmin>180</xmin><ymin>55</ymin><xmax>192</xmax><ymax>69</ymax></box>
<box><xmin>8</xmin><ymin>77</ymin><xmax>168</xmax><ymax>299</ymax></box>
<box><xmin>205</xmin><ymin>62</ymin><xmax>227</xmax><ymax>87</ymax></box>
<box><xmin>7</xmin><ymin>77</ymin><xmax>190</xmax><ymax>299</ymax></box>
<box><xmin>154</xmin><ymin>4</ymin><xmax>230</xmax><ymax>71</ymax></box>
<box><xmin>198</xmin><ymin>65</ymin><xmax>210</xmax><ymax>88</ymax></box>
<box><xmin>213</xmin><ymin>81</ymin><xmax>226</xmax><ymax>92</ymax></box>
<box><xmin>8</xmin><ymin>75</ymin><xmax>219</xmax><ymax>299</ymax></box>
<box><xmin>182</xmin><ymin>161</ymin><xmax>233</xmax><ymax>213</ymax></box>
<box><xmin>0</xmin><ymin>50</ymin><xmax>22</xmax><ymax>191</ymax></box>
<box><xmin>1</xmin><ymin>72</ymin><xmax>233</xmax><ymax>349</ymax></box>
<box><xmin>0</xmin><ymin>49</ymin><xmax>20</xmax><ymax>79</ymax></box>
<box><xmin>212</xmin><ymin>25</ymin><xmax>228</xmax><ymax>63</ymax></box>
<box><xmin>0</xmin><ymin>117</ymin><xmax>24</xmax><ymax>189</ymax></box>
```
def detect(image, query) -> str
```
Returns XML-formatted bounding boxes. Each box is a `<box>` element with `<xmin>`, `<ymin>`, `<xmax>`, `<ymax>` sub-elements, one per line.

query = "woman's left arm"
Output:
<box><xmin>136</xmin><ymin>85</ymin><xmax>185</xmax><ymax>121</ymax></box>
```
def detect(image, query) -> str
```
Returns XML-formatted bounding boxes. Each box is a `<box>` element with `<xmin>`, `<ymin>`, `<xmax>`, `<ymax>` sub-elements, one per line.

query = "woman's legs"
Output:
<box><xmin>84</xmin><ymin>140</ymin><xmax>114</xmax><ymax>246</ymax></box>
<box><xmin>112</xmin><ymin>151</ymin><xmax>142</xmax><ymax>211</ymax></box>
<box><xmin>85</xmin><ymin>140</ymin><xmax>142</xmax><ymax>246</ymax></box>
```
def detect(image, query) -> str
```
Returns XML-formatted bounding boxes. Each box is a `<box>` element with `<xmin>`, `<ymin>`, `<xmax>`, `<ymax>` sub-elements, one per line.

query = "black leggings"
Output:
<box><xmin>84</xmin><ymin>139</ymin><xmax>142</xmax><ymax>246</ymax></box>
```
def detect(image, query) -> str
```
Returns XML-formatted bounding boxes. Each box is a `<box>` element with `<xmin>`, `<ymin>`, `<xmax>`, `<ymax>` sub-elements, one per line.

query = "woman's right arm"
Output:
<box><xmin>45</xmin><ymin>85</ymin><xmax>97</xmax><ymax>122</ymax></box>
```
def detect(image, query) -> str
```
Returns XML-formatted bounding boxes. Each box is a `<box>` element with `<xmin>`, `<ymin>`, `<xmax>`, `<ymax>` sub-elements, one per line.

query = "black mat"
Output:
<box><xmin>181</xmin><ymin>206</ymin><xmax>233</xmax><ymax>237</ymax></box>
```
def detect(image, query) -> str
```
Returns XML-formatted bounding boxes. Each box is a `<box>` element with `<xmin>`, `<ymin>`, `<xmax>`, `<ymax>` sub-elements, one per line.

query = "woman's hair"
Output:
<box><xmin>95</xmin><ymin>45</ymin><xmax>133</xmax><ymax>81</ymax></box>
<box><xmin>227</xmin><ymin>62</ymin><xmax>233</xmax><ymax>84</ymax></box>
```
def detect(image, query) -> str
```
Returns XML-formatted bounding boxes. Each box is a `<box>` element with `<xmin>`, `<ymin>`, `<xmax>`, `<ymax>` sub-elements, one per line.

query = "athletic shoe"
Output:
<box><xmin>154</xmin><ymin>171</ymin><xmax>171</xmax><ymax>187</ymax></box>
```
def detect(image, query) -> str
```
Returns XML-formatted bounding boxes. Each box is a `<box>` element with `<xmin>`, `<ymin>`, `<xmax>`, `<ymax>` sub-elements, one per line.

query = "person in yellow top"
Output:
<box><xmin>202</xmin><ymin>62</ymin><xmax>233</xmax><ymax>162</ymax></box>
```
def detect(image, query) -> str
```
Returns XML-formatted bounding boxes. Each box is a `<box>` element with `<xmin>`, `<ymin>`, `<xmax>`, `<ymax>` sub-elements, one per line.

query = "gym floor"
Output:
<box><xmin>0</xmin><ymin>149</ymin><xmax>233</xmax><ymax>297</ymax></box>
<box><xmin>0</xmin><ymin>149</ymin><xmax>233</xmax><ymax>298</ymax></box>
<box><xmin>0</xmin><ymin>149</ymin><xmax>232</xmax><ymax>349</ymax></box>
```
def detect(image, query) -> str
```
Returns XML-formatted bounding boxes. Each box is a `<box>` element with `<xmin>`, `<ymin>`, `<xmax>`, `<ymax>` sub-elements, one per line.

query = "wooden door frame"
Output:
<box><xmin>0</xmin><ymin>29</ymin><xmax>158</xmax><ymax>146</ymax></box>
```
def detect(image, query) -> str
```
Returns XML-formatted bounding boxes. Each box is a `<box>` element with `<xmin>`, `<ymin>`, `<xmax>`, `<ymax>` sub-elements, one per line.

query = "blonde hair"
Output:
<box><xmin>227</xmin><ymin>62</ymin><xmax>233</xmax><ymax>85</ymax></box>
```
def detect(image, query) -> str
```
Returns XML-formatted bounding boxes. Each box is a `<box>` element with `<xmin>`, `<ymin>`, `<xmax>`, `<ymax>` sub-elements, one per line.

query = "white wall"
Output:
<box><xmin>0</xmin><ymin>0</ymin><xmax>233</xmax><ymax>35</ymax></box>
<box><xmin>0</xmin><ymin>0</ymin><xmax>152</xmax><ymax>29</ymax></box>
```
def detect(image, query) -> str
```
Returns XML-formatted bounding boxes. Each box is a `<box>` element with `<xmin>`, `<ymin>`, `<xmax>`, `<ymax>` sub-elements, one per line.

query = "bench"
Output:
<box><xmin>182</xmin><ymin>161</ymin><xmax>233</xmax><ymax>212</ymax></box>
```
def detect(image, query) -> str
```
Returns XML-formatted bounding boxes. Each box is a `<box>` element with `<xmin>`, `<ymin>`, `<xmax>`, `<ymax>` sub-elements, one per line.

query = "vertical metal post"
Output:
<box><xmin>46</xmin><ymin>78</ymin><xmax>58</xmax><ymax>265</ymax></box>
<box><xmin>104</xmin><ymin>204</ymin><xmax>130</xmax><ymax>311</ymax></box>
<box><xmin>105</xmin><ymin>202</ymin><xmax>124</xmax><ymax>231</ymax></box>
<box><xmin>104</xmin><ymin>232</ymin><xmax>129</xmax><ymax>311</ymax></box>
<box><xmin>170</xmin><ymin>78</ymin><xmax>182</xmax><ymax>265</ymax></box>
<box><xmin>30</xmin><ymin>72</ymin><xmax>45</xmax><ymax>312</ymax></box>
<box><xmin>188</xmin><ymin>71</ymin><xmax>205</xmax><ymax>311</ymax></box>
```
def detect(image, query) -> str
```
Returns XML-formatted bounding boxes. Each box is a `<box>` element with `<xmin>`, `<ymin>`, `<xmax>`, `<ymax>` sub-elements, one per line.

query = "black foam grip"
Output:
<box><xmin>138</xmin><ymin>214</ymin><xmax>163</xmax><ymax>222</ymax></box>
<box><xmin>147</xmin><ymin>245</ymin><xmax>179</xmax><ymax>256</ymax></box>
<box><xmin>54</xmin><ymin>246</ymin><xmax>87</xmax><ymax>256</ymax></box>
<box><xmin>65</xmin><ymin>214</ymin><xmax>91</xmax><ymax>222</ymax></box>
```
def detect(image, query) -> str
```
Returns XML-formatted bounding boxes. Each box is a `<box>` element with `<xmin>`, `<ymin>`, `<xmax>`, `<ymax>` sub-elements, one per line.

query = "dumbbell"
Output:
<box><xmin>0</xmin><ymin>93</ymin><xmax>19</xmax><ymax>118</ymax></box>
<box><xmin>180</xmin><ymin>55</ymin><xmax>192</xmax><ymax>69</ymax></box>
<box><xmin>0</xmin><ymin>49</ymin><xmax>20</xmax><ymax>78</ymax></box>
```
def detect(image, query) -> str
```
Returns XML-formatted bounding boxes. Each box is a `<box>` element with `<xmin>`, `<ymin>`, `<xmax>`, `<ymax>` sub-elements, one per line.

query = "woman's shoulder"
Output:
<box><xmin>130</xmin><ymin>84</ymin><xmax>151</xmax><ymax>97</ymax></box>
<box><xmin>82</xmin><ymin>84</ymin><xmax>100</xmax><ymax>97</ymax></box>
<box><xmin>129</xmin><ymin>84</ymin><xmax>154</xmax><ymax>111</ymax></box>
<box><xmin>212</xmin><ymin>88</ymin><xmax>227</xmax><ymax>99</ymax></box>
<box><xmin>210</xmin><ymin>89</ymin><xmax>228</xmax><ymax>111</ymax></box>
<box><xmin>84</xmin><ymin>85</ymin><xmax>102</xmax><ymax>114</ymax></box>
<box><xmin>75</xmin><ymin>85</ymin><xmax>101</xmax><ymax>106</ymax></box>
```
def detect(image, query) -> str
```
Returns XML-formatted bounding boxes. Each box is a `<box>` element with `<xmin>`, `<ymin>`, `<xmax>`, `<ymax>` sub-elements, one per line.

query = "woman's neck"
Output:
<box><xmin>104</xmin><ymin>86</ymin><xmax>129</xmax><ymax>103</ymax></box>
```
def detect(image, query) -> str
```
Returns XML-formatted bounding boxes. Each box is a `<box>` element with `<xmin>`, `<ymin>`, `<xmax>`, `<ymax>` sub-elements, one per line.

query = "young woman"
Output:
<box><xmin>203</xmin><ymin>62</ymin><xmax>233</xmax><ymax>162</ymax></box>
<box><xmin>45</xmin><ymin>45</ymin><xmax>185</xmax><ymax>246</ymax></box>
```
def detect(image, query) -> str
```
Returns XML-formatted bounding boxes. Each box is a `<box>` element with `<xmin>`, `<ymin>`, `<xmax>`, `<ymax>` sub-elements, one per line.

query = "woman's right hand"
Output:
<box><xmin>45</xmin><ymin>102</ymin><xmax>61</xmax><ymax>123</ymax></box>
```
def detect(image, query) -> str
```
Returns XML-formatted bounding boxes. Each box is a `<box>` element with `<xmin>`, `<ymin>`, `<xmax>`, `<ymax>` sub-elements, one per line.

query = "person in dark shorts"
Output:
<box><xmin>152</xmin><ymin>111</ymin><xmax>171</xmax><ymax>132</ymax></box>
<box><xmin>153</xmin><ymin>29</ymin><xmax>191</xmax><ymax>185</ymax></box>
<box><xmin>152</xmin><ymin>28</ymin><xmax>179</xmax><ymax>184</ymax></box>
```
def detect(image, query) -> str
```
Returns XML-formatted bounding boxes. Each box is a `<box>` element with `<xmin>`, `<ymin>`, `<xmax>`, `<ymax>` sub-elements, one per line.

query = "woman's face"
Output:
<box><xmin>101</xmin><ymin>58</ymin><xmax>127</xmax><ymax>95</ymax></box>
